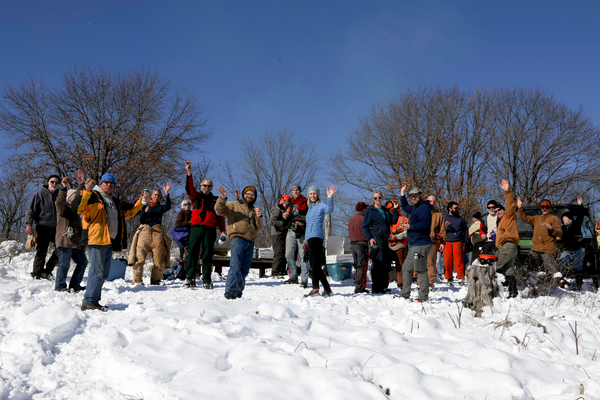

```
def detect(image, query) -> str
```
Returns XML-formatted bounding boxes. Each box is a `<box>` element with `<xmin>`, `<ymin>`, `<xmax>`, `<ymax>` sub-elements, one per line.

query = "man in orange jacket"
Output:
<box><xmin>78</xmin><ymin>173</ymin><xmax>144</xmax><ymax>311</ymax></box>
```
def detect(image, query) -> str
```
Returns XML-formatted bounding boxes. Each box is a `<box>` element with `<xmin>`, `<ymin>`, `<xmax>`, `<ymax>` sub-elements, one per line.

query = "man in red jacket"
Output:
<box><xmin>349</xmin><ymin>202</ymin><xmax>369</xmax><ymax>293</ymax></box>
<box><xmin>184</xmin><ymin>161</ymin><xmax>226</xmax><ymax>289</ymax></box>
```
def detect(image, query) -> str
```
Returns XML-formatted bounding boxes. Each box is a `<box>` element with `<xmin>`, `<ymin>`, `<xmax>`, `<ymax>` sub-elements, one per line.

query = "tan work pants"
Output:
<box><xmin>132</xmin><ymin>225</ymin><xmax>168</xmax><ymax>285</ymax></box>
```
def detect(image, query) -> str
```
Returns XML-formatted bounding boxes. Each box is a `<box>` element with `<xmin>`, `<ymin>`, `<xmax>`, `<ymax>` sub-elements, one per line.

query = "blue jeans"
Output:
<box><xmin>225</xmin><ymin>237</ymin><xmax>254</xmax><ymax>297</ymax></box>
<box><xmin>557</xmin><ymin>249</ymin><xmax>585</xmax><ymax>272</ymax></box>
<box><xmin>436</xmin><ymin>251</ymin><xmax>444</xmax><ymax>275</ymax></box>
<box><xmin>55</xmin><ymin>247</ymin><xmax>88</xmax><ymax>290</ymax></box>
<box><xmin>285</xmin><ymin>230</ymin><xmax>309</xmax><ymax>283</ymax></box>
<box><xmin>84</xmin><ymin>244</ymin><xmax>112</xmax><ymax>304</ymax></box>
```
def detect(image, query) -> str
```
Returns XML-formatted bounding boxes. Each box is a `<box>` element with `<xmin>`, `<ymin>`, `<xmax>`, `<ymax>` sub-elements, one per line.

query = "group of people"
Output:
<box><xmin>26</xmin><ymin>170</ymin><xmax>145</xmax><ymax>311</ymax></box>
<box><xmin>24</xmin><ymin>165</ymin><xmax>593</xmax><ymax>310</ymax></box>
<box><xmin>348</xmin><ymin>179</ymin><xmax>592</xmax><ymax>301</ymax></box>
<box><xmin>269</xmin><ymin>184</ymin><xmax>338</xmax><ymax>297</ymax></box>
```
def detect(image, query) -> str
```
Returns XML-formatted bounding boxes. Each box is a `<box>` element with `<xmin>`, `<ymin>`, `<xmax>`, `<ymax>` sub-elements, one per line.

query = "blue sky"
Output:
<box><xmin>1</xmin><ymin>1</ymin><xmax>599</xmax><ymax>192</ymax></box>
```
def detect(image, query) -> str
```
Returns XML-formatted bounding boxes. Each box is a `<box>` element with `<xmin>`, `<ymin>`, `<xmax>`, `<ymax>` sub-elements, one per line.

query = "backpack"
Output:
<box><xmin>163</xmin><ymin>260</ymin><xmax>183</xmax><ymax>281</ymax></box>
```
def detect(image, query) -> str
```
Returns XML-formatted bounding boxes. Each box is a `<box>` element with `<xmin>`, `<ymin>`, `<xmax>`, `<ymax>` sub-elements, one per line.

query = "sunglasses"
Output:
<box><xmin>49</xmin><ymin>180</ymin><xmax>60</xmax><ymax>184</ymax></box>
<box><xmin>541</xmin><ymin>205</ymin><xmax>551</xmax><ymax>209</ymax></box>
<box><xmin>244</xmin><ymin>193</ymin><xmax>256</xmax><ymax>198</ymax></box>
<box><xmin>183</xmin><ymin>203</ymin><xmax>191</xmax><ymax>206</ymax></box>
<box><xmin>202</xmin><ymin>184</ymin><xmax>213</xmax><ymax>187</ymax></box>
<box><xmin>102</xmin><ymin>181</ymin><xmax>115</xmax><ymax>186</ymax></box>
<box><xmin>487</xmin><ymin>206</ymin><xmax>495</xmax><ymax>209</ymax></box>
<box><xmin>373</xmin><ymin>196</ymin><xmax>382</xmax><ymax>200</ymax></box>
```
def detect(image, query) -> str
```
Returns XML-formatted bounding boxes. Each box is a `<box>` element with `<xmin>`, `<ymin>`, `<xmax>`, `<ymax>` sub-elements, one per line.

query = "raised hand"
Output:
<box><xmin>85</xmin><ymin>179</ymin><xmax>94</xmax><ymax>191</ymax></box>
<box><xmin>61</xmin><ymin>176</ymin><xmax>70</xmax><ymax>187</ymax></box>
<box><xmin>500</xmin><ymin>179</ymin><xmax>510</xmax><ymax>192</ymax></box>
<box><xmin>184</xmin><ymin>160</ymin><xmax>192</xmax><ymax>175</ymax></box>
<box><xmin>234</xmin><ymin>189</ymin><xmax>240</xmax><ymax>200</ymax></box>
<box><xmin>517</xmin><ymin>197</ymin><xmax>523</xmax><ymax>208</ymax></box>
<box><xmin>400</xmin><ymin>182</ymin><xmax>408</xmax><ymax>195</ymax></box>
<box><xmin>163</xmin><ymin>182</ymin><xmax>172</xmax><ymax>195</ymax></box>
<box><xmin>217</xmin><ymin>186</ymin><xmax>228</xmax><ymax>197</ymax></box>
<box><xmin>76</xmin><ymin>169</ymin><xmax>85</xmax><ymax>184</ymax></box>
<box><xmin>577</xmin><ymin>197</ymin><xmax>583</xmax><ymax>205</ymax></box>
<box><xmin>326</xmin><ymin>185</ymin><xmax>337</xmax><ymax>198</ymax></box>
<box><xmin>255</xmin><ymin>207</ymin><xmax>262</xmax><ymax>217</ymax></box>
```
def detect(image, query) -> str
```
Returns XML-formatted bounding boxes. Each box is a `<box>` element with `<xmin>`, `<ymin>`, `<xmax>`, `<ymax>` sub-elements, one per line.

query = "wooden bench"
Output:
<box><xmin>212</xmin><ymin>255</ymin><xmax>273</xmax><ymax>278</ymax></box>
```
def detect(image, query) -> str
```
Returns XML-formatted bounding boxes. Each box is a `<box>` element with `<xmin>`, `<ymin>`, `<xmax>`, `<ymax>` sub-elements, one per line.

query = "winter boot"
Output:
<box><xmin>506</xmin><ymin>275</ymin><xmax>518</xmax><ymax>298</ymax></box>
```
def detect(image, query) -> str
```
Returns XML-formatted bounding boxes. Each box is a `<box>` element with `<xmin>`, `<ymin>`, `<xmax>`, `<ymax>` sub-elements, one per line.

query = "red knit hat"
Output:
<box><xmin>355</xmin><ymin>202</ymin><xmax>368</xmax><ymax>212</ymax></box>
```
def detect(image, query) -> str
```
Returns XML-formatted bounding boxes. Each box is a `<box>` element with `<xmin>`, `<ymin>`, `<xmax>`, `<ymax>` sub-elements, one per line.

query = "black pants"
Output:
<box><xmin>370</xmin><ymin>236</ymin><xmax>392</xmax><ymax>293</ymax></box>
<box><xmin>308</xmin><ymin>238</ymin><xmax>331</xmax><ymax>291</ymax></box>
<box><xmin>271</xmin><ymin>233</ymin><xmax>287</xmax><ymax>276</ymax></box>
<box><xmin>351</xmin><ymin>241</ymin><xmax>368</xmax><ymax>289</ymax></box>
<box><xmin>32</xmin><ymin>225</ymin><xmax>58</xmax><ymax>277</ymax></box>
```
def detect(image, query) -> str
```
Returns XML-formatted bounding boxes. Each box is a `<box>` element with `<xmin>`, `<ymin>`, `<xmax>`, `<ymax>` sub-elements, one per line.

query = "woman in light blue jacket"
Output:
<box><xmin>304</xmin><ymin>185</ymin><xmax>337</xmax><ymax>297</ymax></box>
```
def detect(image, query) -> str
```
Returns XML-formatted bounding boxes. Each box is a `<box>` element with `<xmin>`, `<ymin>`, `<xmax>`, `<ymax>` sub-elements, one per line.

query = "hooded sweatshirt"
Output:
<box><xmin>400</xmin><ymin>195</ymin><xmax>433</xmax><ymax>247</ymax></box>
<box><xmin>215</xmin><ymin>193</ymin><xmax>263</xmax><ymax>241</ymax></box>
<box><xmin>94</xmin><ymin>185</ymin><xmax>119</xmax><ymax>239</ymax></box>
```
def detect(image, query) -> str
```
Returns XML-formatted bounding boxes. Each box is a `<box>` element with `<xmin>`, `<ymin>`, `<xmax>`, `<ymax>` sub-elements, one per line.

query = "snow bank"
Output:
<box><xmin>0</xmin><ymin>240</ymin><xmax>599</xmax><ymax>400</ymax></box>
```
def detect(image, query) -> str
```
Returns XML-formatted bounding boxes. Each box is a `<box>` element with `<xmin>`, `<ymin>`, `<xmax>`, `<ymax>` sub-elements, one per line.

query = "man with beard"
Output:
<box><xmin>270</xmin><ymin>194</ymin><xmax>292</xmax><ymax>278</ymax></box>
<box><xmin>517</xmin><ymin>197</ymin><xmax>562</xmax><ymax>278</ymax></box>
<box><xmin>443</xmin><ymin>201</ymin><xmax>468</xmax><ymax>285</ymax></box>
<box><xmin>26</xmin><ymin>175</ymin><xmax>61</xmax><ymax>280</ymax></box>
<box><xmin>399</xmin><ymin>185</ymin><xmax>433</xmax><ymax>302</ymax></box>
<box><xmin>495</xmin><ymin>179</ymin><xmax>520</xmax><ymax>298</ymax></box>
<box><xmin>216</xmin><ymin>185</ymin><xmax>263</xmax><ymax>299</ymax></box>
<box><xmin>483</xmin><ymin>200</ymin><xmax>499</xmax><ymax>243</ymax></box>
<box><xmin>284</xmin><ymin>184</ymin><xmax>309</xmax><ymax>287</ymax></box>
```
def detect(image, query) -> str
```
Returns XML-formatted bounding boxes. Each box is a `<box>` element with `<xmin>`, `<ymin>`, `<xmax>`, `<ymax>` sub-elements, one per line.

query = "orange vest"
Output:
<box><xmin>389</xmin><ymin>215</ymin><xmax>408</xmax><ymax>247</ymax></box>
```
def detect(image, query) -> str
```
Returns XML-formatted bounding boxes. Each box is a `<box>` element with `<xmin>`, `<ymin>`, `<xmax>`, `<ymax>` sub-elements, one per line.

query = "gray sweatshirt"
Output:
<box><xmin>93</xmin><ymin>185</ymin><xmax>119</xmax><ymax>240</ymax></box>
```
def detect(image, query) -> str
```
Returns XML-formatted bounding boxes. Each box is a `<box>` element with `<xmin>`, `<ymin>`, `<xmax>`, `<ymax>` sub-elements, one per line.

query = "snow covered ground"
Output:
<box><xmin>1</xmin><ymin>240</ymin><xmax>600</xmax><ymax>400</ymax></box>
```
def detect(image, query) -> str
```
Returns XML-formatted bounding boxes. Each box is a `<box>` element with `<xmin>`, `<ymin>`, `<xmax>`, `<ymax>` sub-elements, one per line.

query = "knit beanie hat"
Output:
<box><xmin>100</xmin><ymin>172</ymin><xmax>116</xmax><ymax>184</ymax></box>
<box><xmin>355</xmin><ymin>202</ymin><xmax>368</xmax><ymax>212</ymax></box>
<box><xmin>307</xmin><ymin>186</ymin><xmax>320</xmax><ymax>198</ymax></box>
<box><xmin>47</xmin><ymin>174</ymin><xmax>60</xmax><ymax>182</ymax></box>
<box><xmin>242</xmin><ymin>185</ymin><xmax>257</xmax><ymax>196</ymax></box>
<box><xmin>67</xmin><ymin>189</ymin><xmax>77</xmax><ymax>200</ymax></box>
<box><xmin>291</xmin><ymin>184</ymin><xmax>302</xmax><ymax>192</ymax></box>
<box><xmin>562</xmin><ymin>211</ymin><xmax>573</xmax><ymax>221</ymax></box>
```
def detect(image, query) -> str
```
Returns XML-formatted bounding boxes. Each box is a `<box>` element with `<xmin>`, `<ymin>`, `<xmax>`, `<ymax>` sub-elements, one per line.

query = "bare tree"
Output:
<box><xmin>330</xmin><ymin>85</ymin><xmax>600</xmax><ymax>218</ymax></box>
<box><xmin>329</xmin><ymin>85</ymin><xmax>490</xmax><ymax>217</ymax></box>
<box><xmin>219</xmin><ymin>129</ymin><xmax>319</xmax><ymax>241</ymax></box>
<box><xmin>0</xmin><ymin>162</ymin><xmax>33</xmax><ymax>241</ymax></box>
<box><xmin>0</xmin><ymin>64</ymin><xmax>212</xmax><ymax>203</ymax></box>
<box><xmin>490</xmin><ymin>87</ymin><xmax>600</xmax><ymax>204</ymax></box>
